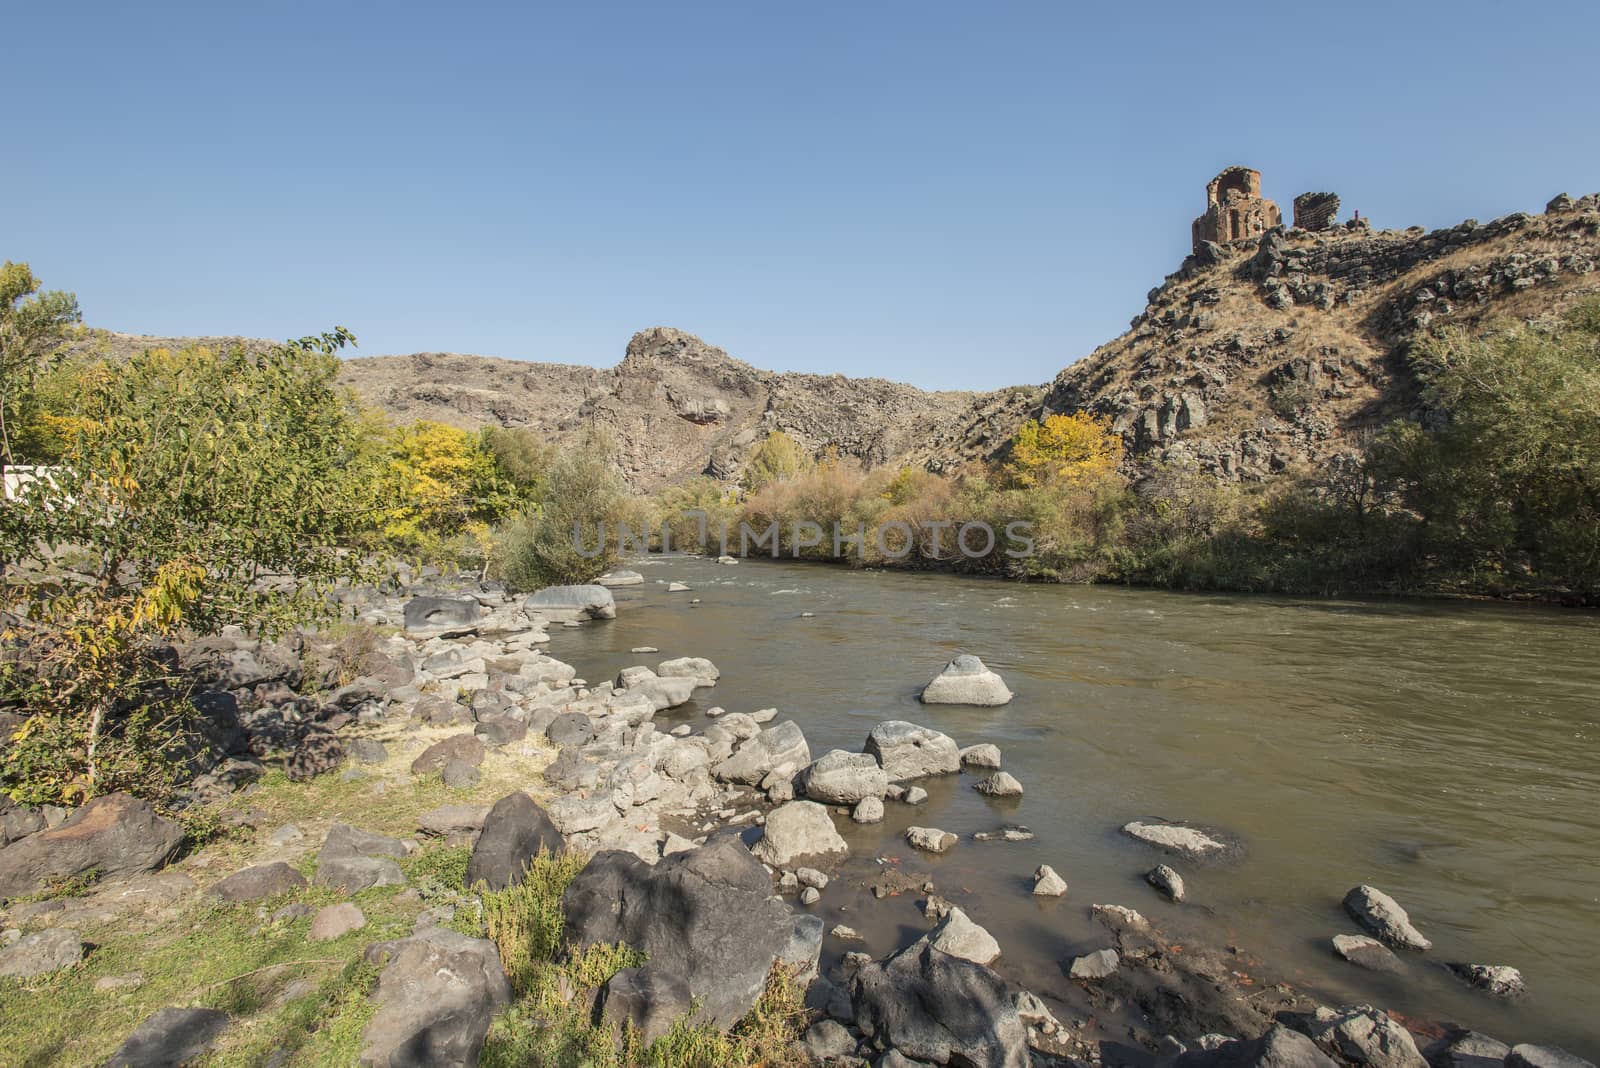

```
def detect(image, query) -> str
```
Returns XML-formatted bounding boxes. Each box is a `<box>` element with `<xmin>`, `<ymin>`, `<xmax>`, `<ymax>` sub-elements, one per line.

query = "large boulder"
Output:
<box><xmin>411</xmin><ymin>734</ymin><xmax>486</xmax><ymax>776</ymax></box>
<box><xmin>802</xmin><ymin>750</ymin><xmax>889</xmax><ymax>805</ymax></box>
<box><xmin>523</xmin><ymin>584</ymin><xmax>616</xmax><ymax>622</ymax></box>
<box><xmin>1173</xmin><ymin>1025</ymin><xmax>1339</xmax><ymax>1068</ymax></box>
<box><xmin>403</xmin><ymin>595</ymin><xmax>482</xmax><ymax>636</ymax></box>
<box><xmin>315</xmin><ymin>824</ymin><xmax>407</xmax><ymax>892</ymax></box>
<box><xmin>0</xmin><ymin>792</ymin><xmax>184</xmax><ymax>901</ymax></box>
<box><xmin>714</xmin><ymin>720</ymin><xmax>811</xmax><ymax>785</ymax></box>
<box><xmin>104</xmin><ymin>1007</ymin><xmax>232</xmax><ymax>1068</ymax></box>
<box><xmin>1343</xmin><ymin>885</ymin><xmax>1431</xmax><ymax>950</ymax></box>
<box><xmin>361</xmin><ymin>927</ymin><xmax>513</xmax><ymax>1067</ymax></box>
<box><xmin>562</xmin><ymin>834</ymin><xmax>794</xmax><ymax>1043</ymax></box>
<box><xmin>752</xmin><ymin>801</ymin><xmax>848</xmax><ymax>866</ymax></box>
<box><xmin>657</xmin><ymin>656</ymin><xmax>719</xmax><ymax>685</ymax></box>
<box><xmin>919</xmin><ymin>655</ymin><xmax>1012</xmax><ymax>706</ymax></box>
<box><xmin>864</xmin><ymin>721</ymin><xmax>961</xmax><ymax>781</ymax></box>
<box><xmin>918</xmin><ymin>906</ymin><xmax>1001</xmax><ymax>965</ymax></box>
<box><xmin>466</xmin><ymin>792</ymin><xmax>564</xmax><ymax>891</ymax></box>
<box><xmin>1306</xmin><ymin>1005</ymin><xmax>1427</xmax><ymax>1068</ymax></box>
<box><xmin>852</xmin><ymin>939</ymin><xmax>1028</xmax><ymax>1068</ymax></box>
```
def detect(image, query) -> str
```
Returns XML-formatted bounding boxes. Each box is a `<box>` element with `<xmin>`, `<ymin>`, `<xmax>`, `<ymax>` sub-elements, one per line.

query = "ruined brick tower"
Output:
<box><xmin>1191</xmin><ymin>166</ymin><xmax>1282</xmax><ymax>253</ymax></box>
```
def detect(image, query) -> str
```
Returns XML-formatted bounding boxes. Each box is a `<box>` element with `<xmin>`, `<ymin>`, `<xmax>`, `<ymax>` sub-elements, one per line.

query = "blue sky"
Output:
<box><xmin>5</xmin><ymin>1</ymin><xmax>1597</xmax><ymax>390</ymax></box>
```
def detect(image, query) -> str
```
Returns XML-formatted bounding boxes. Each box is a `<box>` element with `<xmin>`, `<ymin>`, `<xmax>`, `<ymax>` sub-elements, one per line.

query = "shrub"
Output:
<box><xmin>493</xmin><ymin>433</ymin><xmax>640</xmax><ymax>590</ymax></box>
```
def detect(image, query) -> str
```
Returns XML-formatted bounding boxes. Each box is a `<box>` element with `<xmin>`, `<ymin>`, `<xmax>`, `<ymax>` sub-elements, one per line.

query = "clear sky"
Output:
<box><xmin>5</xmin><ymin>1</ymin><xmax>1597</xmax><ymax>390</ymax></box>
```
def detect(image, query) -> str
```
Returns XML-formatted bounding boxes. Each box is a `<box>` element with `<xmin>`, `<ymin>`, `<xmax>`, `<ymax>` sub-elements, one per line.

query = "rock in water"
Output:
<box><xmin>523</xmin><ymin>584</ymin><xmax>616</xmax><ymax>621</ymax></box>
<box><xmin>563</xmin><ymin>834</ymin><xmax>795</xmax><ymax>1043</ymax></box>
<box><xmin>959</xmin><ymin>743</ymin><xmax>1003</xmax><ymax>769</ymax></box>
<box><xmin>921</xmin><ymin>906</ymin><xmax>1001</xmax><ymax>965</ymax></box>
<box><xmin>1068</xmin><ymin>948</ymin><xmax>1120</xmax><ymax>979</ymax></box>
<box><xmin>103</xmin><ymin>1007</ymin><xmax>232</xmax><ymax>1068</ymax></box>
<box><xmin>1343</xmin><ymin>884</ymin><xmax>1431</xmax><ymax>950</ymax></box>
<box><xmin>752</xmin><ymin>801</ymin><xmax>847</xmax><ymax>866</ymax></box>
<box><xmin>852</xmin><ymin>939</ymin><xmax>1029</xmax><ymax>1068</ymax></box>
<box><xmin>656</xmin><ymin>656</ymin><xmax>719</xmax><ymax>684</ymax></box>
<box><xmin>1121</xmin><ymin>819</ymin><xmax>1228</xmax><ymax>859</ymax></box>
<box><xmin>802</xmin><ymin>749</ymin><xmax>890</xmax><ymax>804</ymax></box>
<box><xmin>1331</xmin><ymin>934</ymin><xmax>1403</xmax><ymax>973</ymax></box>
<box><xmin>361</xmin><ymin>928</ymin><xmax>512</xmax><ymax>1067</ymax></box>
<box><xmin>1172</xmin><ymin>1025</ymin><xmax>1339</xmax><ymax>1068</ymax></box>
<box><xmin>919</xmin><ymin>654</ymin><xmax>1013</xmax><ymax>706</ymax></box>
<box><xmin>596</xmin><ymin>570</ymin><xmax>644</xmax><ymax>587</ymax></box>
<box><xmin>0</xmin><ymin>792</ymin><xmax>184</xmax><ymax>901</ymax></box>
<box><xmin>466</xmin><ymin>792</ymin><xmax>564</xmax><ymax>891</ymax></box>
<box><xmin>1506</xmin><ymin>1046</ymin><xmax>1597</xmax><ymax>1068</ymax></box>
<box><xmin>1146</xmin><ymin>863</ymin><xmax>1186</xmax><ymax>902</ymax></box>
<box><xmin>974</xmin><ymin>771</ymin><xmax>1023</xmax><ymax>797</ymax></box>
<box><xmin>852</xmin><ymin>796</ymin><xmax>884</xmax><ymax>824</ymax></box>
<box><xmin>865</xmin><ymin>721</ymin><xmax>962</xmax><ymax>780</ymax></box>
<box><xmin>1426</xmin><ymin>1032</ymin><xmax>1510</xmax><ymax>1068</ymax></box>
<box><xmin>1033</xmin><ymin>865</ymin><xmax>1068</xmax><ymax>897</ymax></box>
<box><xmin>905</xmin><ymin>826</ymin><xmax>958</xmax><ymax>854</ymax></box>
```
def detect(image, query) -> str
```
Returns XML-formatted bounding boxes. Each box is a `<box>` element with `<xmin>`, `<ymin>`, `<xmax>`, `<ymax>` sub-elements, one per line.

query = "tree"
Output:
<box><xmin>480</xmin><ymin>426</ymin><xmax>557</xmax><ymax>500</ymax></box>
<box><xmin>494</xmin><ymin>430</ymin><xmax>639</xmax><ymax>590</ymax></box>
<box><xmin>0</xmin><ymin>261</ymin><xmax>81</xmax><ymax>465</ymax></box>
<box><xmin>741</xmin><ymin>430</ymin><xmax>811</xmax><ymax>492</ymax></box>
<box><xmin>2</xmin><ymin>330</ymin><xmax>370</xmax><ymax>804</ymax></box>
<box><xmin>1006</xmin><ymin>412</ymin><xmax>1122</xmax><ymax>488</ymax></box>
<box><xmin>378</xmin><ymin>420</ymin><xmax>513</xmax><ymax>549</ymax></box>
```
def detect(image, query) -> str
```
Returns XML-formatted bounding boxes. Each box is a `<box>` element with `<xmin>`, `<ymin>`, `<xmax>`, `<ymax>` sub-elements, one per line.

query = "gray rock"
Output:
<box><xmin>1033</xmin><ymin>865</ymin><xmax>1067</xmax><ymax>897</ymax></box>
<box><xmin>800</xmin><ymin>886</ymin><xmax>821</xmax><ymax>906</ymax></box>
<box><xmin>974</xmin><ymin>771</ymin><xmax>1023</xmax><ymax>797</ymax></box>
<box><xmin>565</xmin><ymin>834</ymin><xmax>794</xmax><ymax>1044</ymax></box>
<box><xmin>403</xmin><ymin>595</ymin><xmax>481</xmax><ymax>636</ymax></box>
<box><xmin>1307</xmin><ymin>1005</ymin><xmax>1426</xmax><ymax>1068</ymax></box>
<box><xmin>1426</xmin><ymin>1032</ymin><xmax>1510</xmax><ymax>1068</ymax></box>
<box><xmin>0</xmin><ymin>927</ymin><xmax>84</xmax><ymax>977</ymax></box>
<box><xmin>1173</xmin><ymin>1025</ymin><xmax>1338</xmax><ymax>1068</ymax></box>
<box><xmin>349</xmin><ymin>738</ymin><xmax>389</xmax><ymax>765</ymax></box>
<box><xmin>104</xmin><ymin>1008</ymin><xmax>231</xmax><ymax>1067</ymax></box>
<box><xmin>959</xmin><ymin>743</ymin><xmax>1003</xmax><ymax>769</ymax></box>
<box><xmin>1121</xmin><ymin>819</ymin><xmax>1228</xmax><ymax>858</ymax></box>
<box><xmin>286</xmin><ymin>730</ymin><xmax>346</xmax><ymax>781</ymax></box>
<box><xmin>0</xmin><ymin>792</ymin><xmax>184</xmax><ymax>901</ymax></box>
<box><xmin>410</xmin><ymin>734</ymin><xmax>486</xmax><ymax>775</ymax></box>
<box><xmin>362</xmin><ymin>928</ymin><xmax>512</xmax><ymax>1067</ymax></box>
<box><xmin>596</xmin><ymin>570</ymin><xmax>644</xmax><ymax>587</ymax></box>
<box><xmin>1343</xmin><ymin>885</ymin><xmax>1431</xmax><ymax>950</ymax></box>
<box><xmin>919</xmin><ymin>654</ymin><xmax>1013</xmax><ymax>706</ymax></box>
<box><xmin>803</xmin><ymin>749</ymin><xmax>890</xmax><ymax>804</ymax></box>
<box><xmin>657</xmin><ymin>656</ymin><xmax>719</xmax><ymax>684</ymax></box>
<box><xmin>1506</xmin><ymin>1046</ymin><xmax>1595</xmax><ymax>1068</ymax></box>
<box><xmin>1068</xmin><ymin>948</ymin><xmax>1120</xmax><ymax>979</ymax></box>
<box><xmin>473</xmin><ymin>715</ymin><xmax>527</xmax><ymax>746</ymax></box>
<box><xmin>314</xmin><ymin>824</ymin><xmax>407</xmax><ymax>892</ymax></box>
<box><xmin>209</xmin><ymin>862</ymin><xmax>308</xmax><ymax>903</ymax></box>
<box><xmin>852</xmin><ymin>796</ymin><xmax>885</xmax><ymax>824</ymax></box>
<box><xmin>1331</xmin><ymin>933</ymin><xmax>1403</xmax><ymax>973</ymax></box>
<box><xmin>905</xmin><ymin>826</ymin><xmax>957</xmax><ymax>853</ymax></box>
<box><xmin>865</xmin><ymin>721</ymin><xmax>961</xmax><ymax>781</ymax></box>
<box><xmin>466</xmin><ymin>792</ymin><xmax>564</xmax><ymax>891</ymax></box>
<box><xmin>545</xmin><ymin>712</ymin><xmax>596</xmax><ymax>749</ymax></box>
<box><xmin>803</xmin><ymin>1019</ymin><xmax>857</xmax><ymax>1060</ymax></box>
<box><xmin>1146</xmin><ymin>863</ymin><xmax>1186</xmax><ymax>902</ymax></box>
<box><xmin>921</xmin><ymin>906</ymin><xmax>1000</xmax><ymax>965</ymax></box>
<box><xmin>308</xmin><ymin>902</ymin><xmax>366</xmax><ymax>941</ymax></box>
<box><xmin>714</xmin><ymin>720</ymin><xmax>811</xmax><ymax>785</ymax></box>
<box><xmin>901</xmin><ymin>786</ymin><xmax>928</xmax><ymax>805</ymax></box>
<box><xmin>523</xmin><ymin>584</ymin><xmax>616</xmax><ymax>621</ymax></box>
<box><xmin>752</xmin><ymin>801</ymin><xmax>847</xmax><ymax>866</ymax></box>
<box><xmin>1447</xmin><ymin>962</ymin><xmax>1526</xmax><ymax>997</ymax></box>
<box><xmin>416</xmin><ymin>804</ymin><xmax>489</xmax><ymax>840</ymax></box>
<box><xmin>852</xmin><ymin>939</ymin><xmax>1028</xmax><ymax>1068</ymax></box>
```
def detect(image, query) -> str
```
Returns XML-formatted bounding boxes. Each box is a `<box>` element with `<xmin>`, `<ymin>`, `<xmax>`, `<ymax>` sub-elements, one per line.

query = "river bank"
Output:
<box><xmin>1</xmin><ymin>558</ymin><xmax>1595</xmax><ymax>1065</ymax></box>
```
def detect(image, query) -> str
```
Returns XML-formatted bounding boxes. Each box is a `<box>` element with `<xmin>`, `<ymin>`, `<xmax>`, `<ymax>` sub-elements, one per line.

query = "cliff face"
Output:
<box><xmin>82</xmin><ymin>192</ymin><xmax>1600</xmax><ymax>491</ymax></box>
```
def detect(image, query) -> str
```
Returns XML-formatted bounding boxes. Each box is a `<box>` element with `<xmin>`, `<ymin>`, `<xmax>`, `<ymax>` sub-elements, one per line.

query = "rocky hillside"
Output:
<box><xmin>79</xmin><ymin>191</ymin><xmax>1600</xmax><ymax>489</ymax></box>
<box><xmin>1043</xmin><ymin>192</ymin><xmax>1600</xmax><ymax>480</ymax></box>
<box><xmin>338</xmin><ymin>329</ymin><xmax>1040</xmax><ymax>489</ymax></box>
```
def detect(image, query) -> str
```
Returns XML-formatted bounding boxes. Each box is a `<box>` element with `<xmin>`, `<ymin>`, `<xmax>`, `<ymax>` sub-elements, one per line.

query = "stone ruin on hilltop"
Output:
<box><xmin>1191</xmin><ymin>167</ymin><xmax>1349</xmax><ymax>254</ymax></box>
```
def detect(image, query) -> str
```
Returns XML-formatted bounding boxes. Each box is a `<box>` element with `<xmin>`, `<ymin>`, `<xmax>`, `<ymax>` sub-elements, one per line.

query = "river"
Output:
<box><xmin>545</xmin><ymin>554</ymin><xmax>1600</xmax><ymax>1057</ymax></box>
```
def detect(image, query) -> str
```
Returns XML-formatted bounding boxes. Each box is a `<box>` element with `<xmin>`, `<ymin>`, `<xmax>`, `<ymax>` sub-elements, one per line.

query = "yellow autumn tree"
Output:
<box><xmin>1006</xmin><ymin>412</ymin><xmax>1123</xmax><ymax>488</ymax></box>
<box><xmin>381</xmin><ymin>420</ymin><xmax>511</xmax><ymax>546</ymax></box>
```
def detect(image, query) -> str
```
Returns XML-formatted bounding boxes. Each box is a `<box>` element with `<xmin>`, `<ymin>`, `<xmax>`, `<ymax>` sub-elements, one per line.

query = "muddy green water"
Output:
<box><xmin>546</xmin><ymin>555</ymin><xmax>1600</xmax><ymax>1056</ymax></box>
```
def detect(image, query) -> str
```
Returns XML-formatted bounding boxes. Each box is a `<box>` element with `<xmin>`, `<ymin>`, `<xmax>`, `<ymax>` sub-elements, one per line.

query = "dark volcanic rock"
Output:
<box><xmin>852</xmin><ymin>939</ymin><xmax>1028</xmax><ymax>1068</ymax></box>
<box><xmin>563</xmin><ymin>833</ymin><xmax>794</xmax><ymax>1043</ymax></box>
<box><xmin>209</xmin><ymin>861</ymin><xmax>308</xmax><ymax>903</ymax></box>
<box><xmin>0</xmin><ymin>792</ymin><xmax>184</xmax><ymax>901</ymax></box>
<box><xmin>103</xmin><ymin>1007</ymin><xmax>231</xmax><ymax>1068</ymax></box>
<box><xmin>1173</xmin><ymin>1025</ymin><xmax>1339</xmax><ymax>1068</ymax></box>
<box><xmin>411</xmin><ymin>734</ymin><xmax>486</xmax><ymax>775</ymax></box>
<box><xmin>314</xmin><ymin>823</ymin><xmax>407</xmax><ymax>892</ymax></box>
<box><xmin>362</xmin><ymin>927</ymin><xmax>512</xmax><ymax>1067</ymax></box>
<box><xmin>466</xmin><ymin>792</ymin><xmax>563</xmax><ymax>891</ymax></box>
<box><xmin>287</xmin><ymin>730</ymin><xmax>345</xmax><ymax>781</ymax></box>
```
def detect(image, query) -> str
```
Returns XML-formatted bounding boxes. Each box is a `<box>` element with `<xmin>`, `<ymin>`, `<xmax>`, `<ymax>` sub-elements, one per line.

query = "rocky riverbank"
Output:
<box><xmin>0</xmin><ymin>569</ymin><xmax>1593</xmax><ymax>1068</ymax></box>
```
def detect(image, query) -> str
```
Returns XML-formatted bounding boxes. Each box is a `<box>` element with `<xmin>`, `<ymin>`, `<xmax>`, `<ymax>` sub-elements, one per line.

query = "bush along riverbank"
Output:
<box><xmin>1</xmin><ymin>571</ymin><xmax>1591</xmax><ymax>1068</ymax></box>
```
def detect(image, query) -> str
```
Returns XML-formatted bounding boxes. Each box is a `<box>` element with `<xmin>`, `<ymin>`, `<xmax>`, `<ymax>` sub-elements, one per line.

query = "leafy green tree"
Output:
<box><xmin>0</xmin><ymin>261</ymin><xmax>81</xmax><ymax>465</ymax></box>
<box><xmin>481</xmin><ymin>426</ymin><xmax>557</xmax><ymax>500</ymax></box>
<box><xmin>494</xmin><ymin>430</ymin><xmax>639</xmax><ymax>590</ymax></box>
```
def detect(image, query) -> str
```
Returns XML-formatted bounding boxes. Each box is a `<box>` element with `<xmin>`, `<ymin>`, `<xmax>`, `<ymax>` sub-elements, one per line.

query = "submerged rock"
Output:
<box><xmin>596</xmin><ymin>570</ymin><xmax>644</xmax><ymax>587</ymax></box>
<box><xmin>1448</xmin><ymin>962</ymin><xmax>1526</xmax><ymax>997</ymax></box>
<box><xmin>1068</xmin><ymin>948</ymin><xmax>1120</xmax><ymax>979</ymax></box>
<box><xmin>1343</xmin><ymin>885</ymin><xmax>1431</xmax><ymax>950</ymax></box>
<box><xmin>905</xmin><ymin>826</ymin><xmax>957</xmax><ymax>854</ymax></box>
<box><xmin>1146</xmin><ymin>863</ymin><xmax>1186</xmax><ymax>902</ymax></box>
<box><xmin>1121</xmin><ymin>819</ymin><xmax>1228</xmax><ymax>859</ymax></box>
<box><xmin>920</xmin><ymin>654</ymin><xmax>1013</xmax><ymax>706</ymax></box>
<box><xmin>1331</xmin><ymin>933</ymin><xmax>1403</xmax><ymax>973</ymax></box>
